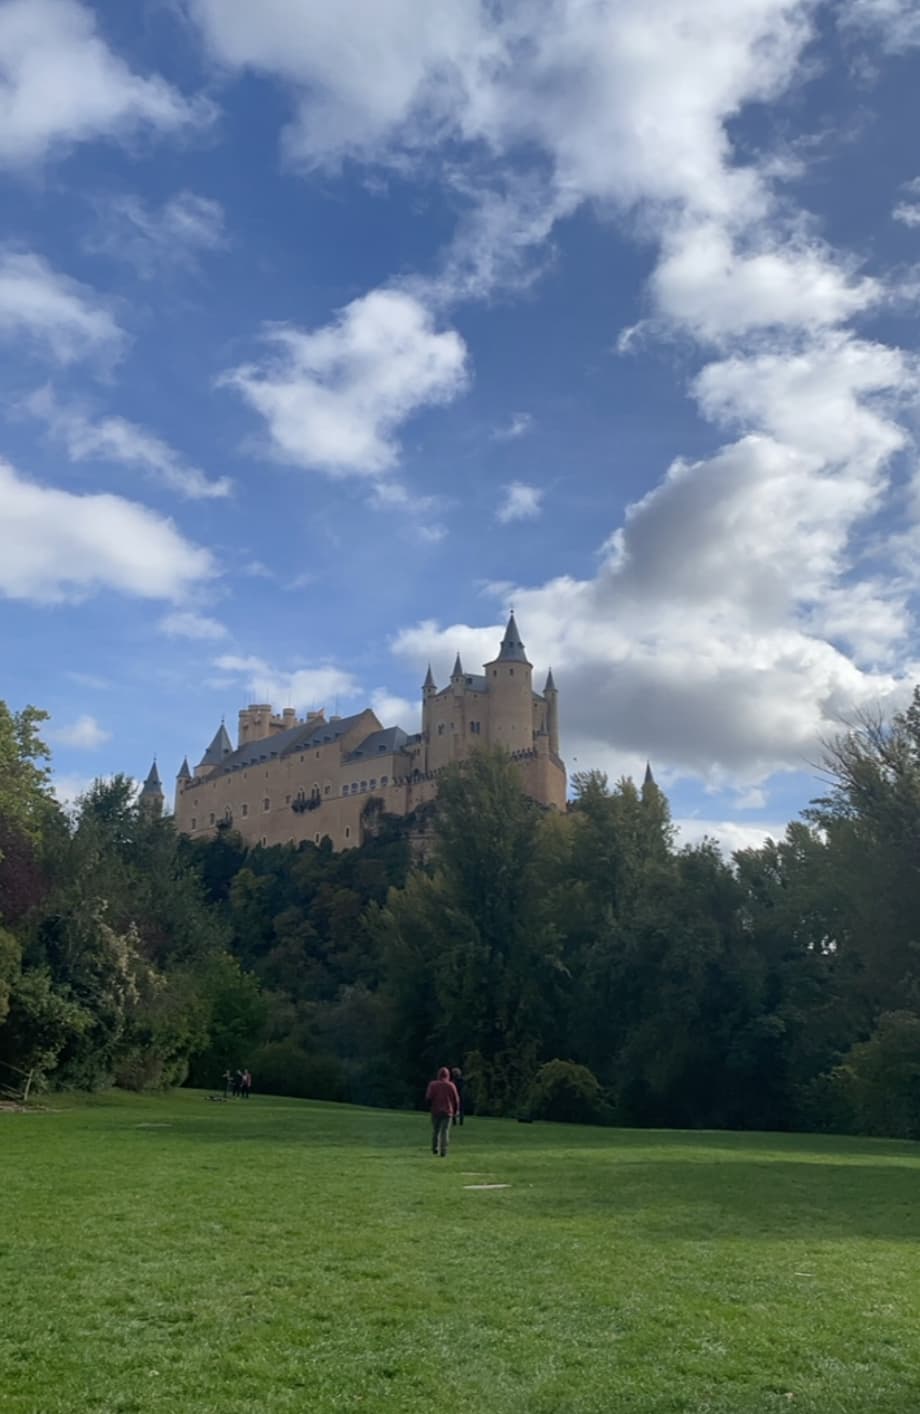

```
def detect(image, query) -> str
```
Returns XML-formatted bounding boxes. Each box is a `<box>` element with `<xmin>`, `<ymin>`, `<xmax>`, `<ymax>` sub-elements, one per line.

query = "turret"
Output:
<box><xmin>544</xmin><ymin>667</ymin><xmax>560</xmax><ymax>757</ymax></box>
<box><xmin>195</xmin><ymin>722</ymin><xmax>232</xmax><ymax>778</ymax></box>
<box><xmin>484</xmin><ymin>612</ymin><xmax>534</xmax><ymax>752</ymax></box>
<box><xmin>451</xmin><ymin>652</ymin><xmax>465</xmax><ymax>696</ymax></box>
<box><xmin>175</xmin><ymin>756</ymin><xmax>191</xmax><ymax>811</ymax></box>
<box><xmin>139</xmin><ymin>759</ymin><xmax>164</xmax><ymax>817</ymax></box>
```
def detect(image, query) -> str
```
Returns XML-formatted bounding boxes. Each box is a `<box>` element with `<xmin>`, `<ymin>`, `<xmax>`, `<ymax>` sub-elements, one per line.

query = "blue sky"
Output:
<box><xmin>2</xmin><ymin>0</ymin><xmax>920</xmax><ymax>852</ymax></box>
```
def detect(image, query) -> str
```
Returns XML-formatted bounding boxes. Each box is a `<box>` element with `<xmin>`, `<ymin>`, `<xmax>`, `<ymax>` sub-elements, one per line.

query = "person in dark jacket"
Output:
<box><xmin>450</xmin><ymin>1067</ymin><xmax>465</xmax><ymax>1126</ymax></box>
<box><xmin>425</xmin><ymin>1067</ymin><xmax>460</xmax><ymax>1157</ymax></box>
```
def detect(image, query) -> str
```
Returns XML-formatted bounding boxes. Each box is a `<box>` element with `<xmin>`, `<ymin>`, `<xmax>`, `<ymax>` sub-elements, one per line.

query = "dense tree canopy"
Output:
<box><xmin>3</xmin><ymin>691</ymin><xmax>920</xmax><ymax>1138</ymax></box>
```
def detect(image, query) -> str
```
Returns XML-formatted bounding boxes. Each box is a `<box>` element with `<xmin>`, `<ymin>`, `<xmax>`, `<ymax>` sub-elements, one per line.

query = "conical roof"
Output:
<box><xmin>452</xmin><ymin>652</ymin><xmax>464</xmax><ymax>678</ymax></box>
<box><xmin>423</xmin><ymin>664</ymin><xmax>436</xmax><ymax>691</ymax></box>
<box><xmin>643</xmin><ymin>761</ymin><xmax>655</xmax><ymax>788</ymax></box>
<box><xmin>140</xmin><ymin>759</ymin><xmax>164</xmax><ymax>795</ymax></box>
<box><xmin>176</xmin><ymin>756</ymin><xmax>191</xmax><ymax>781</ymax></box>
<box><xmin>199</xmin><ymin>723</ymin><xmax>232</xmax><ymax>767</ymax></box>
<box><xmin>494</xmin><ymin>612</ymin><xmax>530</xmax><ymax>664</ymax></box>
<box><xmin>544</xmin><ymin>667</ymin><xmax>557</xmax><ymax>693</ymax></box>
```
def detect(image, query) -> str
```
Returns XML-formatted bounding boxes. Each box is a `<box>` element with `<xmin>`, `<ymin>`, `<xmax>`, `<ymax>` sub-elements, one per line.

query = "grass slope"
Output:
<box><xmin>2</xmin><ymin>1091</ymin><xmax>919</xmax><ymax>1413</ymax></box>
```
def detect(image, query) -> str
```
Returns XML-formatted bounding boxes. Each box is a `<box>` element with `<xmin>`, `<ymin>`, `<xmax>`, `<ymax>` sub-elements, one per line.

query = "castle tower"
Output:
<box><xmin>175</xmin><ymin>756</ymin><xmax>191</xmax><ymax>813</ymax></box>
<box><xmin>451</xmin><ymin>652</ymin><xmax>465</xmax><ymax>697</ymax></box>
<box><xmin>483</xmin><ymin>612</ymin><xmax>534</xmax><ymax>753</ymax></box>
<box><xmin>139</xmin><ymin>759</ymin><xmax>164</xmax><ymax>817</ymax></box>
<box><xmin>544</xmin><ymin>667</ymin><xmax>559</xmax><ymax>757</ymax></box>
<box><xmin>195</xmin><ymin>723</ymin><xmax>232</xmax><ymax>779</ymax></box>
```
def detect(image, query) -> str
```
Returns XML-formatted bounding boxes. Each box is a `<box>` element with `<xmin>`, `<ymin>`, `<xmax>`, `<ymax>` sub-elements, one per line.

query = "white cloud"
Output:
<box><xmin>24</xmin><ymin>388</ymin><xmax>232</xmax><ymax>500</ymax></box>
<box><xmin>0</xmin><ymin>458</ymin><xmax>216</xmax><ymax>604</ymax></box>
<box><xmin>0</xmin><ymin>250</ymin><xmax>123</xmax><ymax>364</ymax></box>
<box><xmin>651</xmin><ymin>223</ymin><xmax>880</xmax><ymax>341</ymax></box>
<box><xmin>840</xmin><ymin>0</ymin><xmax>920</xmax><ymax>51</ymax></box>
<box><xmin>220</xmin><ymin>288</ymin><xmax>468</xmax><ymax>477</ymax></box>
<box><xmin>158</xmin><ymin>611</ymin><xmax>229</xmax><ymax>641</ymax></box>
<box><xmin>492</xmin><ymin>412</ymin><xmax>533</xmax><ymax>442</ymax></box>
<box><xmin>0</xmin><ymin>0</ymin><xmax>211</xmax><ymax>168</ymax></box>
<box><xmin>213</xmin><ymin>654</ymin><xmax>358</xmax><ymax>712</ymax></box>
<box><xmin>50</xmin><ymin>714</ymin><xmax>110</xmax><ymax>749</ymax></box>
<box><xmin>497</xmin><ymin>481</ymin><xmax>544</xmax><ymax>524</ymax></box>
<box><xmin>892</xmin><ymin>178</ymin><xmax>920</xmax><ymax>229</ymax></box>
<box><xmin>370</xmin><ymin>688</ymin><xmax>421</xmax><ymax>732</ymax></box>
<box><xmin>674</xmin><ymin>817</ymin><xmax>788</xmax><ymax>856</ymax></box>
<box><xmin>87</xmin><ymin>191</ymin><xmax>227</xmax><ymax>275</ymax></box>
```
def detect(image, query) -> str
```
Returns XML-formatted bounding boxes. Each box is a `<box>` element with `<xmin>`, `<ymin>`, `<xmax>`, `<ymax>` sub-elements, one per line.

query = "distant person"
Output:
<box><xmin>242</xmin><ymin>1069</ymin><xmax>252</xmax><ymax>1100</ymax></box>
<box><xmin>451</xmin><ymin>1067</ymin><xmax>465</xmax><ymax>1126</ymax></box>
<box><xmin>222</xmin><ymin>1070</ymin><xmax>233</xmax><ymax>1098</ymax></box>
<box><xmin>233</xmin><ymin>1069</ymin><xmax>243</xmax><ymax>1098</ymax></box>
<box><xmin>425</xmin><ymin>1067</ymin><xmax>460</xmax><ymax>1157</ymax></box>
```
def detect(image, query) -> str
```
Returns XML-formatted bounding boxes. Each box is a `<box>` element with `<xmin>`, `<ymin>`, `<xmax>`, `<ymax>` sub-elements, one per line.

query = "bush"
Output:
<box><xmin>527</xmin><ymin>1059</ymin><xmax>606</xmax><ymax>1125</ymax></box>
<box><xmin>829</xmin><ymin>1011</ymin><xmax>920</xmax><ymax>1140</ymax></box>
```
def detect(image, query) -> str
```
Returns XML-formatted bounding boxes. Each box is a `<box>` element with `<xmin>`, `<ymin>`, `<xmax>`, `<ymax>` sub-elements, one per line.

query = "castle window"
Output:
<box><xmin>370</xmin><ymin>779</ymin><xmax>377</xmax><ymax>789</ymax></box>
<box><xmin>380</xmin><ymin>775</ymin><xmax>388</xmax><ymax>787</ymax></box>
<box><xmin>351</xmin><ymin>782</ymin><xmax>359</xmax><ymax>794</ymax></box>
<box><xmin>438</xmin><ymin>723</ymin><xmax>445</xmax><ymax>736</ymax></box>
<box><xmin>316</xmin><ymin>751</ymin><xmax>320</xmax><ymax>758</ymax></box>
<box><xmin>345</xmin><ymin>827</ymin><xmax>351</xmax><ymax>840</ymax></box>
<box><xmin>360</xmin><ymin>781</ymin><xmax>367</xmax><ymax>793</ymax></box>
<box><xmin>241</xmin><ymin>803</ymin><xmax>248</xmax><ymax>817</ymax></box>
<box><xmin>510</xmin><ymin>668</ymin><xmax>514</xmax><ymax>676</ymax></box>
<box><xmin>315</xmin><ymin>833</ymin><xmax>320</xmax><ymax>843</ymax></box>
<box><xmin>209</xmin><ymin>812</ymin><xmax>215</xmax><ymax>825</ymax></box>
<box><xmin>324</xmin><ymin>785</ymin><xmax>330</xmax><ymax>796</ymax></box>
<box><xmin>285</xmin><ymin>795</ymin><xmax>291</xmax><ymax>805</ymax></box>
<box><xmin>342</xmin><ymin>785</ymin><xmax>348</xmax><ymax>796</ymax></box>
<box><xmin>492</xmin><ymin>669</ymin><xmax>497</xmax><ymax>677</ymax></box>
<box><xmin>261</xmin><ymin>836</ymin><xmax>267</xmax><ymax>847</ymax></box>
<box><xmin>470</xmin><ymin>721</ymin><xmax>481</xmax><ymax>735</ymax></box>
<box><xmin>263</xmin><ymin>798</ymin><xmax>270</xmax><ymax>811</ymax></box>
<box><xmin>191</xmin><ymin>818</ymin><xmax>197</xmax><ymax>830</ymax></box>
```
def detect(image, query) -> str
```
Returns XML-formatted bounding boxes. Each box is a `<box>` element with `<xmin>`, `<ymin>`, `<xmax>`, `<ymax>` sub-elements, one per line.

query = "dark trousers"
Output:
<box><xmin>431</xmin><ymin>1113</ymin><xmax>451</xmax><ymax>1156</ymax></box>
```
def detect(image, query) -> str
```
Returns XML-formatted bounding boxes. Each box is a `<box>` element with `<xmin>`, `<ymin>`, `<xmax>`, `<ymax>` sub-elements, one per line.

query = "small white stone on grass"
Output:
<box><xmin>463</xmin><ymin>1183</ymin><xmax>510</xmax><ymax>1190</ymax></box>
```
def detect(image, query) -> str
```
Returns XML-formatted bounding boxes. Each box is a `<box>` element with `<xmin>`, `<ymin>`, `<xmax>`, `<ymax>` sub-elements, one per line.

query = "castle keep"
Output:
<box><xmin>167</xmin><ymin>614</ymin><xmax>565</xmax><ymax>851</ymax></box>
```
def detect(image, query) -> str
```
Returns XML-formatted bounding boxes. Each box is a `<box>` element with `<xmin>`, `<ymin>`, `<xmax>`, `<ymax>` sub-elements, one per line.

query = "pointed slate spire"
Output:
<box><xmin>177</xmin><ymin>756</ymin><xmax>191</xmax><ymax>781</ymax></box>
<box><xmin>452</xmin><ymin>652</ymin><xmax>464</xmax><ymax>678</ymax></box>
<box><xmin>544</xmin><ymin>667</ymin><xmax>557</xmax><ymax>694</ymax></box>
<box><xmin>199</xmin><ymin>723</ymin><xmax>232</xmax><ymax>768</ymax></box>
<box><xmin>643</xmin><ymin>761</ymin><xmax>656</xmax><ymax>789</ymax></box>
<box><xmin>143</xmin><ymin>759</ymin><xmax>162</xmax><ymax>790</ymax></box>
<box><xmin>423</xmin><ymin>663</ymin><xmax>436</xmax><ymax>693</ymax></box>
<box><xmin>495</xmin><ymin>611</ymin><xmax>530</xmax><ymax>664</ymax></box>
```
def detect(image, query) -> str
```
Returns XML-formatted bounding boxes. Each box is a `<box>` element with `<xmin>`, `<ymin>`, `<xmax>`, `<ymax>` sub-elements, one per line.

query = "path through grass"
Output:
<box><xmin>2</xmin><ymin>1091</ymin><xmax>919</xmax><ymax>1412</ymax></box>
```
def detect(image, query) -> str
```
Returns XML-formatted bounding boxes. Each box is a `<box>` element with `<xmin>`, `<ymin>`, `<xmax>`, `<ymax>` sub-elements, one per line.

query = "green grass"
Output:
<box><xmin>2</xmin><ymin>1093</ymin><xmax>920</xmax><ymax>1413</ymax></box>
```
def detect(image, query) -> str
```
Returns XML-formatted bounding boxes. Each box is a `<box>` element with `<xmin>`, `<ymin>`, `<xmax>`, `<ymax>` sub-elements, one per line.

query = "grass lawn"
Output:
<box><xmin>2</xmin><ymin>1092</ymin><xmax>919</xmax><ymax>1413</ymax></box>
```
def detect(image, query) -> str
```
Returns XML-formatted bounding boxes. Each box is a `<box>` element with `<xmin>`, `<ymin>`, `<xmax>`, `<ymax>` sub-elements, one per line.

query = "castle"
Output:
<box><xmin>147</xmin><ymin>614</ymin><xmax>565</xmax><ymax>851</ymax></box>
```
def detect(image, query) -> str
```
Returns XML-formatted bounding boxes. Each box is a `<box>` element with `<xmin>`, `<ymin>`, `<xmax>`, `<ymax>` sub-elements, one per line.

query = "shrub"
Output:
<box><xmin>248</xmin><ymin>1041</ymin><xmax>345</xmax><ymax>1101</ymax></box>
<box><xmin>527</xmin><ymin>1059</ymin><xmax>606</xmax><ymax>1124</ymax></box>
<box><xmin>829</xmin><ymin>1011</ymin><xmax>920</xmax><ymax>1140</ymax></box>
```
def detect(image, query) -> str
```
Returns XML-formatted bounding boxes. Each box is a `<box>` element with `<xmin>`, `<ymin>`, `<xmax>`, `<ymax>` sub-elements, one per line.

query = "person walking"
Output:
<box><xmin>425</xmin><ymin>1067</ymin><xmax>460</xmax><ymax>1157</ymax></box>
<box><xmin>241</xmin><ymin>1068</ymin><xmax>252</xmax><ymax>1099</ymax></box>
<box><xmin>451</xmin><ymin>1067</ymin><xmax>465</xmax><ymax>1126</ymax></box>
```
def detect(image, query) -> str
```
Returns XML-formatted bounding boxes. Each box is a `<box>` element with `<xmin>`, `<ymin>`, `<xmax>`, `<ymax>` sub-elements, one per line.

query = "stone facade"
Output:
<box><xmin>171</xmin><ymin>614</ymin><xmax>565</xmax><ymax>852</ymax></box>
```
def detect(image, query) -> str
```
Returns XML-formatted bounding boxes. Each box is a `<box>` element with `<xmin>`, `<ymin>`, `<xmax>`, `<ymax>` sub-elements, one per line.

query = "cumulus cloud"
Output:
<box><xmin>0</xmin><ymin>250</ymin><xmax>123</xmax><ymax>364</ymax></box>
<box><xmin>87</xmin><ymin>191</ymin><xmax>227</xmax><ymax>276</ymax></box>
<box><xmin>213</xmin><ymin>654</ymin><xmax>358</xmax><ymax>712</ymax></box>
<box><xmin>674</xmin><ymin>817</ymin><xmax>787</xmax><ymax>855</ymax></box>
<box><xmin>24</xmin><ymin>388</ymin><xmax>232</xmax><ymax>500</ymax></box>
<box><xmin>497</xmin><ymin>481</ymin><xmax>544</xmax><ymax>524</ymax></box>
<box><xmin>370</xmin><ymin>688</ymin><xmax>421</xmax><ymax>732</ymax></box>
<box><xmin>0</xmin><ymin>0</ymin><xmax>211</xmax><ymax>168</ymax></box>
<box><xmin>0</xmin><ymin>459</ymin><xmax>216</xmax><ymax>604</ymax></box>
<box><xmin>49</xmin><ymin>714</ymin><xmax>110</xmax><ymax>750</ymax></box>
<box><xmin>219</xmin><ymin>288</ymin><xmax>468</xmax><ymax>477</ymax></box>
<box><xmin>158</xmin><ymin>611</ymin><xmax>229</xmax><ymax>641</ymax></box>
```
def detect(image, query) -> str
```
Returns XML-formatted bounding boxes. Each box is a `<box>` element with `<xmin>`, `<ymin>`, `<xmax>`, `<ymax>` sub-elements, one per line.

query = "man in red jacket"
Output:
<box><xmin>425</xmin><ymin>1066</ymin><xmax>460</xmax><ymax>1157</ymax></box>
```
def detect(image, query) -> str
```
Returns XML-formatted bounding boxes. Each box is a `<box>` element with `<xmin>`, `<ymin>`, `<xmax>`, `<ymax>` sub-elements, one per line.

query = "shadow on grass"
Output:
<box><xmin>521</xmin><ymin>1158</ymin><xmax>920</xmax><ymax>1241</ymax></box>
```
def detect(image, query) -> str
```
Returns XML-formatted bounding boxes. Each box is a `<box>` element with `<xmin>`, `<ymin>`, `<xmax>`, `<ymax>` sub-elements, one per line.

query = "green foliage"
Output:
<box><xmin>527</xmin><ymin>1058</ymin><xmax>606</xmax><ymax>1123</ymax></box>
<box><xmin>830</xmin><ymin>1011</ymin><xmax>920</xmax><ymax>1140</ymax></box>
